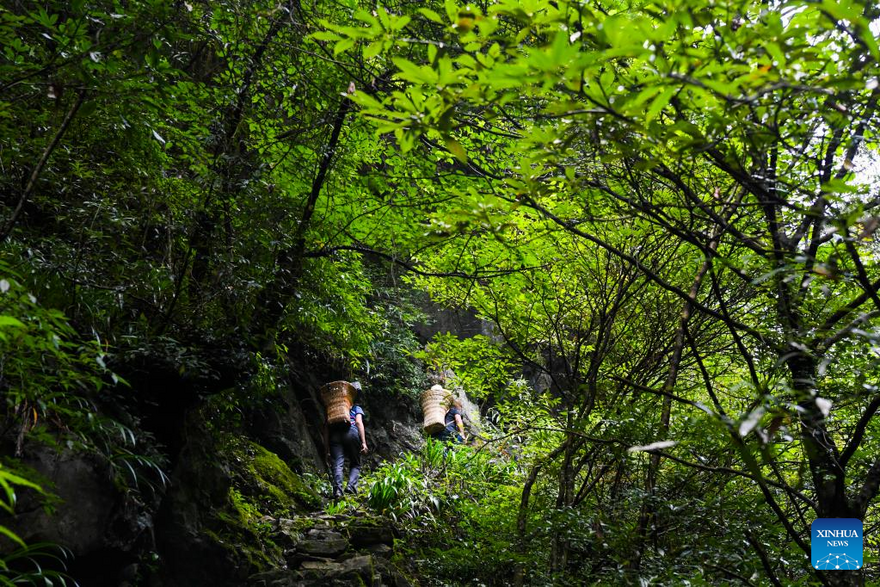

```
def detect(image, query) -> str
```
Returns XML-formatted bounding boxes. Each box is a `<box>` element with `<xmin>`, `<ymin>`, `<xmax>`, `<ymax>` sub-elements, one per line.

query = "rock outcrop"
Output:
<box><xmin>9</xmin><ymin>444</ymin><xmax>160</xmax><ymax>586</ymax></box>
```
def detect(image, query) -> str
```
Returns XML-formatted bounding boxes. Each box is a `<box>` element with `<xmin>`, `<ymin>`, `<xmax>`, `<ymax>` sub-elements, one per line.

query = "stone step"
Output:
<box><xmin>363</xmin><ymin>543</ymin><xmax>393</xmax><ymax>559</ymax></box>
<box><xmin>284</xmin><ymin>549</ymin><xmax>336</xmax><ymax>567</ymax></box>
<box><xmin>348</xmin><ymin>524</ymin><xmax>395</xmax><ymax>548</ymax></box>
<box><xmin>246</xmin><ymin>569</ymin><xmax>301</xmax><ymax>587</ymax></box>
<box><xmin>257</xmin><ymin>513</ymin><xmax>409</xmax><ymax>586</ymax></box>
<box><xmin>297</xmin><ymin>537</ymin><xmax>350</xmax><ymax>557</ymax></box>
<box><xmin>300</xmin><ymin>554</ymin><xmax>374</xmax><ymax>583</ymax></box>
<box><xmin>306</xmin><ymin>528</ymin><xmax>344</xmax><ymax>540</ymax></box>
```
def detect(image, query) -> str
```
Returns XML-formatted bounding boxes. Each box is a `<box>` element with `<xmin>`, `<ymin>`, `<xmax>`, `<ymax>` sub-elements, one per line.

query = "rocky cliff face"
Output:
<box><xmin>150</xmin><ymin>362</ymin><xmax>433</xmax><ymax>587</ymax></box>
<box><xmin>250</xmin><ymin>363</ymin><xmax>428</xmax><ymax>478</ymax></box>
<box><xmin>12</xmin><ymin>445</ymin><xmax>158</xmax><ymax>585</ymax></box>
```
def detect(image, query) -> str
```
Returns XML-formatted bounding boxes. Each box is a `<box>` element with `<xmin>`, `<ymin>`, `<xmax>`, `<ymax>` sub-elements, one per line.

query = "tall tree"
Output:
<box><xmin>324</xmin><ymin>0</ymin><xmax>880</xmax><ymax>583</ymax></box>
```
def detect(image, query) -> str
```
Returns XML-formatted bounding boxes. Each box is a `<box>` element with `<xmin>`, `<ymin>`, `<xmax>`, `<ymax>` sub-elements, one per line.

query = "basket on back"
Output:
<box><xmin>320</xmin><ymin>381</ymin><xmax>358</xmax><ymax>426</ymax></box>
<box><xmin>421</xmin><ymin>385</ymin><xmax>453</xmax><ymax>434</ymax></box>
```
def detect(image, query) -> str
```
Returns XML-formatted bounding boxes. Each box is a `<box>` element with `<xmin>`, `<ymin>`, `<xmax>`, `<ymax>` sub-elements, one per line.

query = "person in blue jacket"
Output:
<box><xmin>323</xmin><ymin>381</ymin><xmax>368</xmax><ymax>500</ymax></box>
<box><xmin>436</xmin><ymin>399</ymin><xmax>466</xmax><ymax>443</ymax></box>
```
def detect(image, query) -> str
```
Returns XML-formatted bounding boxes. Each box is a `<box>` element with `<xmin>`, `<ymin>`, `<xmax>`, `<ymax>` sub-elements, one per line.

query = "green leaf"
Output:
<box><xmin>0</xmin><ymin>316</ymin><xmax>25</xmax><ymax>328</ymax></box>
<box><xmin>364</xmin><ymin>41</ymin><xmax>383</xmax><ymax>59</ymax></box>
<box><xmin>392</xmin><ymin>57</ymin><xmax>439</xmax><ymax>84</ymax></box>
<box><xmin>445</xmin><ymin>137</ymin><xmax>467</xmax><ymax>162</ymax></box>
<box><xmin>599</xmin><ymin>69</ymin><xmax>614</xmax><ymax>91</ymax></box>
<box><xmin>419</xmin><ymin>8</ymin><xmax>444</xmax><ymax>24</ymax></box>
<box><xmin>334</xmin><ymin>38</ymin><xmax>356</xmax><ymax>56</ymax></box>
<box><xmin>377</xmin><ymin>6</ymin><xmax>391</xmax><ymax>30</ymax></box>
<box><xmin>765</xmin><ymin>42</ymin><xmax>786</xmax><ymax>67</ymax></box>
<box><xmin>79</xmin><ymin>99</ymin><xmax>98</xmax><ymax>118</ymax></box>
<box><xmin>645</xmin><ymin>87</ymin><xmax>675</xmax><ymax>123</ymax></box>
<box><xmin>392</xmin><ymin>15</ymin><xmax>411</xmax><ymax>31</ymax></box>
<box><xmin>311</xmin><ymin>31</ymin><xmax>341</xmax><ymax>41</ymax></box>
<box><xmin>859</xmin><ymin>27</ymin><xmax>880</xmax><ymax>61</ymax></box>
<box><xmin>0</xmin><ymin>525</ymin><xmax>25</xmax><ymax>548</ymax></box>
<box><xmin>444</xmin><ymin>0</ymin><xmax>459</xmax><ymax>22</ymax></box>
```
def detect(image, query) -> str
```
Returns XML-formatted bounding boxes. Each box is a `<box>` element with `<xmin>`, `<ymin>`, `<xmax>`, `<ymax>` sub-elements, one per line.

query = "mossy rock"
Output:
<box><xmin>201</xmin><ymin>434</ymin><xmax>323</xmax><ymax>576</ymax></box>
<box><xmin>250</xmin><ymin>441</ymin><xmax>321</xmax><ymax>511</ymax></box>
<box><xmin>204</xmin><ymin>489</ymin><xmax>284</xmax><ymax>576</ymax></box>
<box><xmin>203</xmin><ymin>526</ymin><xmax>280</xmax><ymax>576</ymax></box>
<box><xmin>223</xmin><ymin>434</ymin><xmax>321</xmax><ymax>514</ymax></box>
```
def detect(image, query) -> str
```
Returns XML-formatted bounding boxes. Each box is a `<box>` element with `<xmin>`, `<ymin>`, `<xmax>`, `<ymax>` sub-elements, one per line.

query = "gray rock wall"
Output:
<box><xmin>412</xmin><ymin>299</ymin><xmax>494</xmax><ymax>343</ymax></box>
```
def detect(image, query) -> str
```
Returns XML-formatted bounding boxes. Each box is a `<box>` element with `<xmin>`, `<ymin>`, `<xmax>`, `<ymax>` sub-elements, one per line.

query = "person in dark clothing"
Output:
<box><xmin>323</xmin><ymin>382</ymin><xmax>368</xmax><ymax>500</ymax></box>
<box><xmin>436</xmin><ymin>399</ymin><xmax>466</xmax><ymax>443</ymax></box>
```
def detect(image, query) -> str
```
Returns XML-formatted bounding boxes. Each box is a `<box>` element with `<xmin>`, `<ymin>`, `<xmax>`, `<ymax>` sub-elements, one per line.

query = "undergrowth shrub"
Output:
<box><xmin>362</xmin><ymin>438</ymin><xmax>523</xmax><ymax>585</ymax></box>
<box><xmin>1</xmin><ymin>267</ymin><xmax>164</xmax><ymax>583</ymax></box>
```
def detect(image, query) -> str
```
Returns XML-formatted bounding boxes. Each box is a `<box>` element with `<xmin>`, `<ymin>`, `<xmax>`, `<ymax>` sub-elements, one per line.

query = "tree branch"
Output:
<box><xmin>840</xmin><ymin>396</ymin><xmax>880</xmax><ymax>468</ymax></box>
<box><xmin>1</xmin><ymin>89</ymin><xmax>87</xmax><ymax>242</ymax></box>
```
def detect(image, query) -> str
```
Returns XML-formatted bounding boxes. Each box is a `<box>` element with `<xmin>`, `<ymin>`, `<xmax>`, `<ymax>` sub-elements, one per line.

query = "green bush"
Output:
<box><xmin>363</xmin><ymin>439</ymin><xmax>522</xmax><ymax>585</ymax></box>
<box><xmin>0</xmin><ymin>268</ymin><xmax>167</xmax><ymax>582</ymax></box>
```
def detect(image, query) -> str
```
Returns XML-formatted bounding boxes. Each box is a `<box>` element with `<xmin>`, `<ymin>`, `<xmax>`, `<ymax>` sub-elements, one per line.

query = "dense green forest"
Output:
<box><xmin>2</xmin><ymin>0</ymin><xmax>880</xmax><ymax>585</ymax></box>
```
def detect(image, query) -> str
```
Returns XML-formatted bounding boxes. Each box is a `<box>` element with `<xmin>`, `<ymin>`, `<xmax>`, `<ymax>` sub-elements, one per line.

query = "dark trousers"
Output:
<box><xmin>329</xmin><ymin>426</ymin><xmax>361</xmax><ymax>493</ymax></box>
<box><xmin>435</xmin><ymin>428</ymin><xmax>463</xmax><ymax>443</ymax></box>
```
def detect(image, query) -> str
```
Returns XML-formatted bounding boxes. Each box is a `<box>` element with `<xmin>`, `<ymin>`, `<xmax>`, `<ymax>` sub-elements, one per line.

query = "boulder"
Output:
<box><xmin>10</xmin><ymin>445</ymin><xmax>158</xmax><ymax>586</ymax></box>
<box><xmin>374</xmin><ymin>558</ymin><xmax>415</xmax><ymax>587</ymax></box>
<box><xmin>13</xmin><ymin>447</ymin><xmax>116</xmax><ymax>554</ymax></box>
<box><xmin>307</xmin><ymin>528</ymin><xmax>344</xmax><ymax>540</ymax></box>
<box><xmin>249</xmin><ymin>388</ymin><xmax>324</xmax><ymax>475</ymax></box>
<box><xmin>153</xmin><ymin>412</ymin><xmax>245</xmax><ymax>587</ymax></box>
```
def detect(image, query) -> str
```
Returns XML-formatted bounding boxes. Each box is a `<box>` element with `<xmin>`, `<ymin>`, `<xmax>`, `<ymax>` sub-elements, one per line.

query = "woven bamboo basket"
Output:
<box><xmin>320</xmin><ymin>381</ymin><xmax>357</xmax><ymax>426</ymax></box>
<box><xmin>421</xmin><ymin>385</ymin><xmax>453</xmax><ymax>434</ymax></box>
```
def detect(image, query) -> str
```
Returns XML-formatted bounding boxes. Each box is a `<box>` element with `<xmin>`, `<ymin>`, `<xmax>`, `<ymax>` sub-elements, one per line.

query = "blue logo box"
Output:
<box><xmin>811</xmin><ymin>518</ymin><xmax>862</xmax><ymax>570</ymax></box>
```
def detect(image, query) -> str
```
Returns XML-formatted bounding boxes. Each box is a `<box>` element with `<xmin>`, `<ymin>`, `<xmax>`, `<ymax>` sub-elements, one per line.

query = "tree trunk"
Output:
<box><xmin>787</xmin><ymin>354</ymin><xmax>854</xmax><ymax>518</ymax></box>
<box><xmin>0</xmin><ymin>89</ymin><xmax>86</xmax><ymax>242</ymax></box>
<box><xmin>551</xmin><ymin>430</ymin><xmax>577</xmax><ymax>572</ymax></box>
<box><xmin>251</xmin><ymin>98</ymin><xmax>350</xmax><ymax>343</ymax></box>
<box><xmin>632</xmin><ymin>255</ymin><xmax>713</xmax><ymax>567</ymax></box>
<box><xmin>514</xmin><ymin>443</ymin><xmax>566</xmax><ymax>587</ymax></box>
